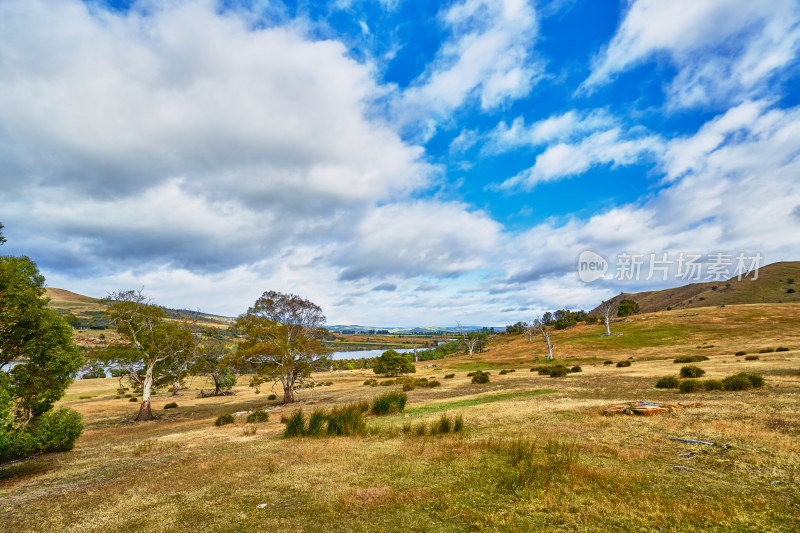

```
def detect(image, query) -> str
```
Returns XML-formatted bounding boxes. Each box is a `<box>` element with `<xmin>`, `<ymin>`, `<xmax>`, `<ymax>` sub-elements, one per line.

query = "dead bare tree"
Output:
<box><xmin>525</xmin><ymin>320</ymin><xmax>536</xmax><ymax>342</ymax></box>
<box><xmin>533</xmin><ymin>318</ymin><xmax>554</xmax><ymax>360</ymax></box>
<box><xmin>600</xmin><ymin>300</ymin><xmax>614</xmax><ymax>336</ymax></box>
<box><xmin>457</xmin><ymin>322</ymin><xmax>479</xmax><ymax>356</ymax></box>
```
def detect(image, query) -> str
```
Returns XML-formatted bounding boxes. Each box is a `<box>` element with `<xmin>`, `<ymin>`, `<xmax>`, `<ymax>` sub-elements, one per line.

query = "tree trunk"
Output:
<box><xmin>545</xmin><ymin>337</ymin><xmax>553</xmax><ymax>360</ymax></box>
<box><xmin>604</xmin><ymin>312</ymin><xmax>611</xmax><ymax>336</ymax></box>
<box><xmin>171</xmin><ymin>381</ymin><xmax>180</xmax><ymax>396</ymax></box>
<box><xmin>136</xmin><ymin>363</ymin><xmax>155</xmax><ymax>421</ymax></box>
<box><xmin>283</xmin><ymin>384</ymin><xmax>295</xmax><ymax>404</ymax></box>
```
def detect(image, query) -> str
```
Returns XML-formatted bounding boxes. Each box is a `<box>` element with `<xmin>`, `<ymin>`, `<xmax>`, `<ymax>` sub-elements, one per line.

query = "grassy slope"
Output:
<box><xmin>1</xmin><ymin>303</ymin><xmax>799</xmax><ymax>532</ymax></box>
<box><xmin>591</xmin><ymin>261</ymin><xmax>800</xmax><ymax>314</ymax></box>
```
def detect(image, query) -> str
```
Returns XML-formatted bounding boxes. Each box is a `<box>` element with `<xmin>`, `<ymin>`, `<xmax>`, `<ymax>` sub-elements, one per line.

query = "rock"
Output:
<box><xmin>630</xmin><ymin>406</ymin><xmax>668</xmax><ymax>416</ymax></box>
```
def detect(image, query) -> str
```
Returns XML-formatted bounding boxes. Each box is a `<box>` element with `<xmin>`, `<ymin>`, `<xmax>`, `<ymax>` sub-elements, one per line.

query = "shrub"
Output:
<box><xmin>163</xmin><ymin>402</ymin><xmax>178</xmax><ymax>409</ymax></box>
<box><xmin>371</xmin><ymin>391</ymin><xmax>408</xmax><ymax>416</ymax></box>
<box><xmin>570</xmin><ymin>366</ymin><xmax>582</xmax><ymax>373</ymax></box>
<box><xmin>679</xmin><ymin>380</ymin><xmax>703</xmax><ymax>393</ymax></box>
<box><xmin>745</xmin><ymin>355</ymin><xmax>760</xmax><ymax>361</ymax></box>
<box><xmin>655</xmin><ymin>376</ymin><xmax>679</xmax><ymax>389</ymax></box>
<box><xmin>787</xmin><ymin>288</ymin><xmax>796</xmax><ymax>294</ymax></box>
<box><xmin>267</xmin><ymin>393</ymin><xmax>278</xmax><ymax>400</ymax></box>
<box><xmin>776</xmin><ymin>347</ymin><xmax>790</xmax><ymax>352</ymax></box>
<box><xmin>214</xmin><ymin>413</ymin><xmax>235</xmax><ymax>426</ymax></box>
<box><xmin>284</xmin><ymin>410</ymin><xmax>306</xmax><ymax>437</ymax></box>
<box><xmin>758</xmin><ymin>348</ymin><xmax>774</xmax><ymax>353</ymax></box>
<box><xmin>703</xmin><ymin>379</ymin><xmax>723</xmax><ymax>391</ymax></box>
<box><xmin>616</xmin><ymin>361</ymin><xmax>631</xmax><ymax>368</ymax></box>
<box><xmin>129</xmin><ymin>397</ymin><xmax>138</xmax><ymax>403</ymax></box>
<box><xmin>549</xmin><ymin>366</ymin><xmax>568</xmax><ymax>378</ymax></box>
<box><xmin>603</xmin><ymin>360</ymin><xmax>613</xmax><ymax>365</ymax></box>
<box><xmin>326</xmin><ymin>404</ymin><xmax>366</xmax><ymax>436</ymax></box>
<box><xmin>444</xmin><ymin>373</ymin><xmax>455</xmax><ymax>379</ymax></box>
<box><xmin>428</xmin><ymin>380</ymin><xmax>441</xmax><ymax>388</ymax></box>
<box><xmin>363</xmin><ymin>379</ymin><xmax>378</xmax><ymax>386</ymax></box>
<box><xmin>471</xmin><ymin>371</ymin><xmax>490</xmax><ymax>384</ymax></box>
<box><xmin>35</xmin><ymin>407</ymin><xmax>84</xmax><ymax>453</ymax></box>
<box><xmin>674</xmin><ymin>355</ymin><xmax>709</xmax><ymax>363</ymax></box>
<box><xmin>499</xmin><ymin>369</ymin><xmax>516</xmax><ymax>375</ymax></box>
<box><xmin>680</xmin><ymin>365</ymin><xmax>705</xmax><ymax>378</ymax></box>
<box><xmin>402</xmin><ymin>381</ymin><xmax>415</xmax><ymax>391</ymax></box>
<box><xmin>380</xmin><ymin>379</ymin><xmax>396</xmax><ymax>386</ymax></box>
<box><xmin>722</xmin><ymin>374</ymin><xmax>752</xmax><ymax>391</ymax></box>
<box><xmin>734</xmin><ymin>351</ymin><xmax>746</xmax><ymax>356</ymax></box>
<box><xmin>246</xmin><ymin>409</ymin><xmax>269</xmax><ymax>423</ymax></box>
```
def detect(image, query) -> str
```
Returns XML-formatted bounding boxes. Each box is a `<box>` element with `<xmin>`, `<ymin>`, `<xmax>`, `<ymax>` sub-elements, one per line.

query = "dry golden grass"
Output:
<box><xmin>2</xmin><ymin>303</ymin><xmax>799</xmax><ymax>532</ymax></box>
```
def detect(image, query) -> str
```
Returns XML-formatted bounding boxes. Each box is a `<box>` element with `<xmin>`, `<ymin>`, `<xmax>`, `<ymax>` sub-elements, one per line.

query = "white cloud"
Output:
<box><xmin>583</xmin><ymin>0</ymin><xmax>800</xmax><ymax>108</ymax></box>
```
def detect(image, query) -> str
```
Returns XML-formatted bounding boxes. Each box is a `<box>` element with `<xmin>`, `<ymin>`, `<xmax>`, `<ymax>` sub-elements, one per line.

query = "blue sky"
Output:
<box><xmin>1</xmin><ymin>0</ymin><xmax>799</xmax><ymax>325</ymax></box>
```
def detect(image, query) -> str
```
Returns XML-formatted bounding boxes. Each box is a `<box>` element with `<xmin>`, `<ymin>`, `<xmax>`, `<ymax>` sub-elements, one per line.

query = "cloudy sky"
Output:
<box><xmin>2</xmin><ymin>0</ymin><xmax>799</xmax><ymax>326</ymax></box>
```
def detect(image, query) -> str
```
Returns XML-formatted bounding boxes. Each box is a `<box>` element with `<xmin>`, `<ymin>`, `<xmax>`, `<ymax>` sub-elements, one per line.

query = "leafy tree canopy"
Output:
<box><xmin>373</xmin><ymin>349</ymin><xmax>416</xmax><ymax>376</ymax></box>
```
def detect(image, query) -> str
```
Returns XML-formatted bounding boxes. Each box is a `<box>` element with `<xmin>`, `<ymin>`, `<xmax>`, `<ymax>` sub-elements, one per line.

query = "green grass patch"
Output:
<box><xmin>405</xmin><ymin>389</ymin><xmax>556</xmax><ymax>417</ymax></box>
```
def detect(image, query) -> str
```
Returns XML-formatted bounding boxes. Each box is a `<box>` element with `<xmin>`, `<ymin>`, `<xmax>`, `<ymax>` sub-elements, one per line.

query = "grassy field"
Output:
<box><xmin>1</xmin><ymin>303</ymin><xmax>799</xmax><ymax>532</ymax></box>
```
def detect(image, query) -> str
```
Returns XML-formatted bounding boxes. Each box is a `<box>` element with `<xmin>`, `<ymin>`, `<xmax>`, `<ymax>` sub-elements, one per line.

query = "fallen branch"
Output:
<box><xmin>666</xmin><ymin>437</ymin><xmax>729</xmax><ymax>450</ymax></box>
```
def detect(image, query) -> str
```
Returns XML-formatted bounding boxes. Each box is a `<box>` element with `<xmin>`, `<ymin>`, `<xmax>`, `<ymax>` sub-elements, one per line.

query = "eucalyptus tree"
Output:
<box><xmin>235</xmin><ymin>291</ymin><xmax>330</xmax><ymax>404</ymax></box>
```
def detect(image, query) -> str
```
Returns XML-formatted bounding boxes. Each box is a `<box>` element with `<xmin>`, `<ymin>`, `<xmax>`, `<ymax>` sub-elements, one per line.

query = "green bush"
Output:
<box><xmin>734</xmin><ymin>351</ymin><xmax>746</xmax><ymax>356</ymax></box>
<box><xmin>214</xmin><ymin>413</ymin><xmax>235</xmax><ymax>426</ymax></box>
<box><xmin>776</xmin><ymin>347</ymin><xmax>790</xmax><ymax>352</ymax></box>
<box><xmin>549</xmin><ymin>366</ymin><xmax>568</xmax><ymax>378</ymax></box>
<box><xmin>471</xmin><ymin>371</ymin><xmax>490</xmax><ymax>384</ymax></box>
<box><xmin>267</xmin><ymin>393</ymin><xmax>278</xmax><ymax>400</ymax></box>
<box><xmin>722</xmin><ymin>374</ymin><xmax>752</xmax><ymax>391</ymax></box>
<box><xmin>284</xmin><ymin>410</ymin><xmax>306</xmax><ymax>437</ymax></box>
<box><xmin>428</xmin><ymin>380</ymin><xmax>441</xmax><ymax>388</ymax></box>
<box><xmin>306</xmin><ymin>409</ymin><xmax>327</xmax><ymax>437</ymax></box>
<box><xmin>655</xmin><ymin>376</ymin><xmax>679</xmax><ymax>389</ymax></box>
<box><xmin>363</xmin><ymin>379</ymin><xmax>378</xmax><ymax>386</ymax></box>
<box><xmin>444</xmin><ymin>373</ymin><xmax>455</xmax><ymax>379</ymax></box>
<box><xmin>570</xmin><ymin>366</ymin><xmax>582</xmax><ymax>373</ymax></box>
<box><xmin>34</xmin><ymin>407</ymin><xmax>84</xmax><ymax>453</ymax></box>
<box><xmin>758</xmin><ymin>348</ymin><xmax>774</xmax><ymax>353</ymax></box>
<box><xmin>680</xmin><ymin>365</ymin><xmax>706</xmax><ymax>378</ymax></box>
<box><xmin>616</xmin><ymin>361</ymin><xmax>631</xmax><ymax>368</ymax></box>
<box><xmin>164</xmin><ymin>402</ymin><xmax>178</xmax><ymax>409</ymax></box>
<box><xmin>129</xmin><ymin>397</ymin><xmax>138</xmax><ymax>403</ymax></box>
<box><xmin>246</xmin><ymin>409</ymin><xmax>269</xmax><ymax>423</ymax></box>
<box><xmin>402</xmin><ymin>381</ymin><xmax>415</xmax><ymax>391</ymax></box>
<box><xmin>674</xmin><ymin>355</ymin><xmax>709</xmax><ymax>363</ymax></box>
<box><xmin>603</xmin><ymin>360</ymin><xmax>613</xmax><ymax>365</ymax></box>
<box><xmin>371</xmin><ymin>391</ymin><xmax>408</xmax><ymax>416</ymax></box>
<box><xmin>744</xmin><ymin>355</ymin><xmax>759</xmax><ymax>361</ymax></box>
<box><xmin>703</xmin><ymin>379</ymin><xmax>723</xmax><ymax>391</ymax></box>
<box><xmin>499</xmin><ymin>369</ymin><xmax>516</xmax><ymax>375</ymax></box>
<box><xmin>679</xmin><ymin>380</ymin><xmax>703</xmax><ymax>393</ymax></box>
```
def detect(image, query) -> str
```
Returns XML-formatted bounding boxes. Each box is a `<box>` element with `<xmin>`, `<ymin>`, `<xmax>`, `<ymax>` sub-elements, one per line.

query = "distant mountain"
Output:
<box><xmin>589</xmin><ymin>261</ymin><xmax>800</xmax><ymax>315</ymax></box>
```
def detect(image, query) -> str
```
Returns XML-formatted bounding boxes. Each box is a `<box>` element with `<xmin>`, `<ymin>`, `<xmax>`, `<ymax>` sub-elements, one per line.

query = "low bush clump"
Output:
<box><xmin>703</xmin><ymin>379</ymin><xmax>723</xmax><ymax>390</ymax></box>
<box><xmin>246</xmin><ymin>409</ymin><xmax>269</xmax><ymax>423</ymax></box>
<box><xmin>571</xmin><ymin>366</ymin><xmax>582</xmax><ymax>373</ymax></box>
<box><xmin>129</xmin><ymin>397</ymin><xmax>138</xmax><ymax>403</ymax></box>
<box><xmin>745</xmin><ymin>355</ymin><xmax>760</xmax><ymax>361</ymax></box>
<box><xmin>616</xmin><ymin>361</ymin><xmax>631</xmax><ymax>368</ymax></box>
<box><xmin>776</xmin><ymin>347</ymin><xmax>790</xmax><ymax>352</ymax></box>
<box><xmin>603</xmin><ymin>360</ymin><xmax>613</xmax><ymax>365</ymax></box>
<box><xmin>655</xmin><ymin>376</ymin><xmax>679</xmax><ymax>389</ymax></box>
<box><xmin>758</xmin><ymin>348</ymin><xmax>774</xmax><ymax>353</ymax></box>
<box><xmin>674</xmin><ymin>355</ymin><xmax>709</xmax><ymax>363</ymax></box>
<box><xmin>402</xmin><ymin>381</ymin><xmax>415</xmax><ymax>391</ymax></box>
<box><xmin>371</xmin><ymin>391</ymin><xmax>408</xmax><ymax>416</ymax></box>
<box><xmin>734</xmin><ymin>351</ymin><xmax>746</xmax><ymax>356</ymax></box>
<box><xmin>242</xmin><ymin>425</ymin><xmax>257</xmax><ymax>436</ymax></box>
<box><xmin>471</xmin><ymin>371</ymin><xmax>490</xmax><ymax>384</ymax></box>
<box><xmin>679</xmin><ymin>380</ymin><xmax>703</xmax><ymax>393</ymax></box>
<box><xmin>363</xmin><ymin>379</ymin><xmax>378</xmax><ymax>386</ymax></box>
<box><xmin>380</xmin><ymin>379</ymin><xmax>396</xmax><ymax>386</ymax></box>
<box><xmin>444</xmin><ymin>373</ymin><xmax>455</xmax><ymax>379</ymax></box>
<box><xmin>267</xmin><ymin>393</ymin><xmax>278</xmax><ymax>400</ymax></box>
<box><xmin>499</xmin><ymin>369</ymin><xmax>516</xmax><ymax>375</ymax></box>
<box><xmin>722</xmin><ymin>372</ymin><xmax>765</xmax><ymax>391</ymax></box>
<box><xmin>549</xmin><ymin>366</ymin><xmax>569</xmax><ymax>378</ymax></box>
<box><xmin>680</xmin><ymin>365</ymin><xmax>706</xmax><ymax>378</ymax></box>
<box><xmin>214</xmin><ymin>413</ymin><xmax>235</xmax><ymax>426</ymax></box>
<box><xmin>163</xmin><ymin>402</ymin><xmax>178</xmax><ymax>409</ymax></box>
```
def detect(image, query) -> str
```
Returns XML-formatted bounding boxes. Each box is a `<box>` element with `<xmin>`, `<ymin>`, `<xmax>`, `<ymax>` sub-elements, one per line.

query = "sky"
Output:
<box><xmin>1</xmin><ymin>0</ymin><xmax>799</xmax><ymax>326</ymax></box>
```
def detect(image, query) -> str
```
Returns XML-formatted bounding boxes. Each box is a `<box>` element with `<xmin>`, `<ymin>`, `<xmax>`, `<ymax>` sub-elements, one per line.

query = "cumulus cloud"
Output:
<box><xmin>583</xmin><ymin>0</ymin><xmax>800</xmax><ymax>108</ymax></box>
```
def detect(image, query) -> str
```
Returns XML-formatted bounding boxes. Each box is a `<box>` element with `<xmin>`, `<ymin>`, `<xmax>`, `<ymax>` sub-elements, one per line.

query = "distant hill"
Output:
<box><xmin>326</xmin><ymin>325</ymin><xmax>485</xmax><ymax>334</ymax></box>
<box><xmin>590</xmin><ymin>261</ymin><xmax>800</xmax><ymax>314</ymax></box>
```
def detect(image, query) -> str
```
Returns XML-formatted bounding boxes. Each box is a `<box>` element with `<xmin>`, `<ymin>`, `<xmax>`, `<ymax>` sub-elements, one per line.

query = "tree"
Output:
<box><xmin>0</xmin><ymin>222</ymin><xmax>5</xmax><ymax>246</ymax></box>
<box><xmin>457</xmin><ymin>322</ymin><xmax>480</xmax><ymax>356</ymax></box>
<box><xmin>1</xmin><ymin>255</ymin><xmax>84</xmax><ymax>462</ymax></box>
<box><xmin>533</xmin><ymin>318</ymin><xmax>555</xmax><ymax>360</ymax></box>
<box><xmin>372</xmin><ymin>350</ymin><xmax>416</xmax><ymax>376</ymax></box>
<box><xmin>101</xmin><ymin>290</ymin><xmax>196</xmax><ymax>421</ymax></box>
<box><xmin>505</xmin><ymin>321</ymin><xmax>527</xmax><ymax>334</ymax></box>
<box><xmin>192</xmin><ymin>339</ymin><xmax>238</xmax><ymax>396</ymax></box>
<box><xmin>599</xmin><ymin>300</ymin><xmax>614</xmax><ymax>336</ymax></box>
<box><xmin>617</xmin><ymin>299</ymin><xmax>640</xmax><ymax>317</ymax></box>
<box><xmin>235</xmin><ymin>291</ymin><xmax>330</xmax><ymax>404</ymax></box>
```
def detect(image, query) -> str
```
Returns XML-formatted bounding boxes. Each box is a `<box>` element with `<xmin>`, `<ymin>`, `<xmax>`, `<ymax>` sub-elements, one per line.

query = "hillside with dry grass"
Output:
<box><xmin>590</xmin><ymin>261</ymin><xmax>800</xmax><ymax>314</ymax></box>
<box><xmin>2</xmin><ymin>302</ymin><xmax>799</xmax><ymax>532</ymax></box>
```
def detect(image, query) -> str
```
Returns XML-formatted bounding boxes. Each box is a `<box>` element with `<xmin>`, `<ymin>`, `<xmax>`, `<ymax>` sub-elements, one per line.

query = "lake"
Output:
<box><xmin>331</xmin><ymin>347</ymin><xmax>418</xmax><ymax>360</ymax></box>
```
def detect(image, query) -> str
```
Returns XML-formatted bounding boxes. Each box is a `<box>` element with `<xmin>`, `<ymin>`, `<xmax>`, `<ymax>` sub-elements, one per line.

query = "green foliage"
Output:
<box><xmin>0</xmin><ymin>256</ymin><xmax>84</xmax><ymax>462</ymax></box>
<box><xmin>655</xmin><ymin>376</ymin><xmax>679</xmax><ymax>389</ymax></box>
<box><xmin>306</xmin><ymin>409</ymin><xmax>326</xmax><ymax>437</ymax></box>
<box><xmin>246</xmin><ymin>409</ymin><xmax>269</xmax><ymax>423</ymax></box>
<box><xmin>371</xmin><ymin>391</ymin><xmax>407</xmax><ymax>416</ymax></box>
<box><xmin>191</xmin><ymin>339</ymin><xmax>237</xmax><ymax>396</ymax></box>
<box><xmin>129</xmin><ymin>397</ymin><xmax>138</xmax><ymax>403</ymax></box>
<box><xmin>758</xmin><ymin>348</ymin><xmax>774</xmax><ymax>353</ymax></box>
<box><xmin>325</xmin><ymin>404</ymin><xmax>366</xmax><ymax>436</ymax></box>
<box><xmin>674</xmin><ymin>355</ymin><xmax>709</xmax><ymax>363</ymax></box>
<box><xmin>744</xmin><ymin>355</ymin><xmax>759</xmax><ymax>361</ymax></box>
<box><xmin>284</xmin><ymin>410</ymin><xmax>305</xmax><ymax>437</ymax></box>
<box><xmin>775</xmin><ymin>347</ymin><xmax>790</xmax><ymax>352</ymax></box>
<box><xmin>402</xmin><ymin>381</ymin><xmax>414</xmax><ymax>391</ymax></box>
<box><xmin>721</xmin><ymin>372</ymin><xmax>764</xmax><ymax>391</ymax></box>
<box><xmin>617</xmin><ymin>299</ymin><xmax>640</xmax><ymax>317</ymax></box>
<box><xmin>214</xmin><ymin>413</ymin><xmax>235</xmax><ymax>426</ymax></box>
<box><xmin>471</xmin><ymin>371</ymin><xmax>490</xmax><ymax>384</ymax></box>
<box><xmin>80</xmin><ymin>362</ymin><xmax>107</xmax><ymax>379</ymax></box>
<box><xmin>615</xmin><ymin>361</ymin><xmax>631</xmax><ymax>368</ymax></box>
<box><xmin>444</xmin><ymin>373</ymin><xmax>455</xmax><ymax>379</ymax></box>
<box><xmin>679</xmin><ymin>380</ymin><xmax>703</xmax><ymax>393</ymax></box>
<box><xmin>549</xmin><ymin>366</ymin><xmax>568</xmax><ymax>378</ymax></box>
<box><xmin>703</xmin><ymin>379</ymin><xmax>723</xmax><ymax>391</ymax></box>
<box><xmin>498</xmin><ymin>369</ymin><xmax>516</xmax><ymax>375</ymax></box>
<box><xmin>164</xmin><ymin>402</ymin><xmax>178</xmax><ymax>409</ymax></box>
<box><xmin>372</xmin><ymin>349</ymin><xmax>416</xmax><ymax>376</ymax></box>
<box><xmin>267</xmin><ymin>393</ymin><xmax>277</xmax><ymax>400</ymax></box>
<box><xmin>570</xmin><ymin>366</ymin><xmax>582</xmax><ymax>373</ymax></box>
<box><xmin>680</xmin><ymin>365</ymin><xmax>706</xmax><ymax>378</ymax></box>
<box><xmin>734</xmin><ymin>351</ymin><xmax>746</xmax><ymax>356</ymax></box>
<box><xmin>363</xmin><ymin>379</ymin><xmax>378</xmax><ymax>386</ymax></box>
<box><xmin>603</xmin><ymin>360</ymin><xmax>613</xmax><ymax>365</ymax></box>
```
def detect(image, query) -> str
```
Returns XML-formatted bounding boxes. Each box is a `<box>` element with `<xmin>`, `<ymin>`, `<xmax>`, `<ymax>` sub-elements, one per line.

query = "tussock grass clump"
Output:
<box><xmin>722</xmin><ymin>372</ymin><xmax>764</xmax><ymax>391</ymax></box>
<box><xmin>759</xmin><ymin>348</ymin><xmax>775</xmax><ymax>353</ymax></box>
<box><xmin>498</xmin><ymin>369</ymin><xmax>516</xmax><ymax>375</ymax></box>
<box><xmin>132</xmin><ymin>439</ymin><xmax>181</xmax><ymax>456</ymax></box>
<box><xmin>267</xmin><ymin>393</ymin><xmax>278</xmax><ymax>400</ymax></box>
<box><xmin>674</xmin><ymin>355</ymin><xmax>709</xmax><ymax>363</ymax></box>
<box><xmin>745</xmin><ymin>355</ymin><xmax>760</xmax><ymax>361</ymax></box>
<box><xmin>284</xmin><ymin>403</ymin><xmax>369</xmax><ymax>438</ymax></box>
<box><xmin>444</xmin><ymin>373</ymin><xmax>455</xmax><ymax>379</ymax></box>
<box><xmin>380</xmin><ymin>379</ymin><xmax>395</xmax><ymax>386</ymax></box>
<box><xmin>242</xmin><ymin>425</ymin><xmax>257</xmax><ymax>436</ymax></box>
<box><xmin>371</xmin><ymin>391</ymin><xmax>407</xmax><ymax>416</ymax></box>
<box><xmin>326</xmin><ymin>404</ymin><xmax>367</xmax><ymax>436</ymax></box>
<box><xmin>471</xmin><ymin>371</ymin><xmax>490</xmax><ymax>384</ymax></box>
<box><xmin>483</xmin><ymin>437</ymin><xmax>579</xmax><ymax>490</ymax></box>
<box><xmin>402</xmin><ymin>413</ymin><xmax>464</xmax><ymax>437</ymax></box>
<box><xmin>284</xmin><ymin>410</ymin><xmax>306</xmax><ymax>437</ymax></box>
<box><xmin>363</xmin><ymin>379</ymin><xmax>378</xmax><ymax>386</ymax></box>
<box><xmin>679</xmin><ymin>380</ymin><xmax>703</xmax><ymax>393</ymax></box>
<box><xmin>571</xmin><ymin>366</ymin><xmax>582</xmax><ymax>373</ymax></box>
<box><xmin>402</xmin><ymin>381</ymin><xmax>415</xmax><ymax>391</ymax></box>
<box><xmin>549</xmin><ymin>366</ymin><xmax>568</xmax><ymax>378</ymax></box>
<box><xmin>734</xmin><ymin>351</ymin><xmax>746</xmax><ymax>356</ymax></box>
<box><xmin>776</xmin><ymin>347</ymin><xmax>790</xmax><ymax>352</ymax></box>
<box><xmin>655</xmin><ymin>376</ymin><xmax>679</xmax><ymax>389</ymax></box>
<box><xmin>680</xmin><ymin>365</ymin><xmax>706</xmax><ymax>378</ymax></box>
<box><xmin>163</xmin><ymin>402</ymin><xmax>178</xmax><ymax>409</ymax></box>
<box><xmin>214</xmin><ymin>413</ymin><xmax>235</xmax><ymax>426</ymax></box>
<box><xmin>703</xmin><ymin>379</ymin><xmax>723</xmax><ymax>391</ymax></box>
<box><xmin>616</xmin><ymin>361</ymin><xmax>631</xmax><ymax>368</ymax></box>
<box><xmin>306</xmin><ymin>409</ymin><xmax>327</xmax><ymax>437</ymax></box>
<box><xmin>246</xmin><ymin>410</ymin><xmax>269</xmax><ymax>423</ymax></box>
